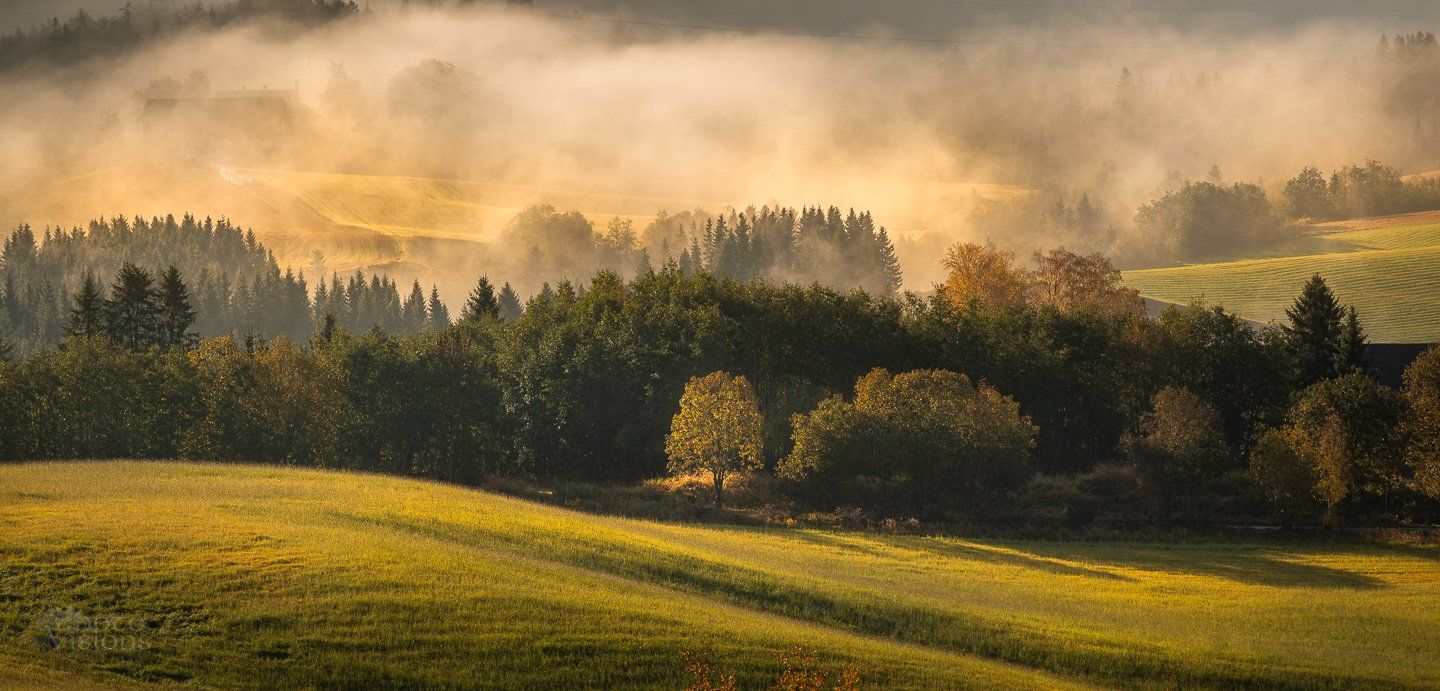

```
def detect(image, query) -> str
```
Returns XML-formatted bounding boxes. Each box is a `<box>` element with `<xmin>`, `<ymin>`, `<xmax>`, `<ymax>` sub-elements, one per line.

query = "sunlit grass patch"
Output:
<box><xmin>1124</xmin><ymin>212</ymin><xmax>1440</xmax><ymax>342</ymax></box>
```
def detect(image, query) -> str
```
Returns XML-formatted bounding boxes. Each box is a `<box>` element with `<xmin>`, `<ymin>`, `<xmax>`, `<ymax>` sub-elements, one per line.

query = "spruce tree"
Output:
<box><xmin>497</xmin><ymin>282</ymin><xmax>523</xmax><ymax>321</ymax></box>
<box><xmin>634</xmin><ymin>248</ymin><xmax>654</xmax><ymax>277</ymax></box>
<box><xmin>461</xmin><ymin>277</ymin><xmax>499</xmax><ymax>322</ymax></box>
<box><xmin>875</xmin><ymin>226</ymin><xmax>903</xmax><ymax>295</ymax></box>
<box><xmin>103</xmin><ymin>263</ymin><xmax>160</xmax><ymax>350</ymax></box>
<box><xmin>314</xmin><ymin>312</ymin><xmax>340</xmax><ymax>345</ymax></box>
<box><xmin>1283</xmin><ymin>274</ymin><xmax>1344</xmax><ymax>387</ymax></box>
<box><xmin>156</xmin><ymin>266</ymin><xmax>197</xmax><ymax>351</ymax></box>
<box><xmin>1336</xmin><ymin>305</ymin><xmax>1369</xmax><ymax>375</ymax></box>
<box><xmin>402</xmin><ymin>280</ymin><xmax>428</xmax><ymax>333</ymax></box>
<box><xmin>67</xmin><ymin>271</ymin><xmax>105</xmax><ymax>338</ymax></box>
<box><xmin>428</xmin><ymin>286</ymin><xmax>450</xmax><ymax>330</ymax></box>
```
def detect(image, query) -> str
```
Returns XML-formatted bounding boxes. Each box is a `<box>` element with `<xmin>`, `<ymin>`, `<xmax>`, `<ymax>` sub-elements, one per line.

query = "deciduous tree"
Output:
<box><xmin>939</xmin><ymin>242</ymin><xmax>1029</xmax><ymax>310</ymax></box>
<box><xmin>665</xmin><ymin>371</ymin><xmax>764</xmax><ymax>507</ymax></box>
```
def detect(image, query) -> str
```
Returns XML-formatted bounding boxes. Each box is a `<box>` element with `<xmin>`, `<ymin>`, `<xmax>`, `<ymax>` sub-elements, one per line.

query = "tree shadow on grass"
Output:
<box><xmin>775</xmin><ymin>529</ymin><xmax>1138</xmax><ymax>582</ymax></box>
<box><xmin>1010</xmin><ymin>543</ymin><xmax>1385</xmax><ymax>590</ymax></box>
<box><xmin>1368</xmin><ymin>542</ymin><xmax>1440</xmax><ymax>564</ymax></box>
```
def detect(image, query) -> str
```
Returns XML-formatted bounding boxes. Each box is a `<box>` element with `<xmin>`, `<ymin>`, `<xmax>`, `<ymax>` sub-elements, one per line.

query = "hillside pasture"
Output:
<box><xmin>1124</xmin><ymin>211</ymin><xmax>1440</xmax><ymax>342</ymax></box>
<box><xmin>2</xmin><ymin>462</ymin><xmax>1438</xmax><ymax>688</ymax></box>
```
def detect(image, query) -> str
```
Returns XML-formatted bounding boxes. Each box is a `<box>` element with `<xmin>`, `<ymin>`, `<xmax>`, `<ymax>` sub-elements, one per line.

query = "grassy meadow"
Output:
<box><xmin>1123</xmin><ymin>211</ymin><xmax>1440</xmax><ymax>342</ymax></box>
<box><xmin>3</xmin><ymin>462</ymin><xmax>1439</xmax><ymax>688</ymax></box>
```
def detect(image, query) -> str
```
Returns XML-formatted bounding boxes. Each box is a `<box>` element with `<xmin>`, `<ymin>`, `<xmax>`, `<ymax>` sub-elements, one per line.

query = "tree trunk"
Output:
<box><xmin>712</xmin><ymin>471</ymin><xmax>724</xmax><ymax>509</ymax></box>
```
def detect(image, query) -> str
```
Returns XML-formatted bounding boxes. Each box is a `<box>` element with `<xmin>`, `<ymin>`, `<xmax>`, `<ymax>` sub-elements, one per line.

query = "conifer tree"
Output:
<box><xmin>103</xmin><ymin>263</ymin><xmax>160</xmax><ymax>350</ymax></box>
<box><xmin>156</xmin><ymin>266</ymin><xmax>197</xmax><ymax>351</ymax></box>
<box><xmin>67</xmin><ymin>271</ymin><xmax>105</xmax><ymax>338</ymax></box>
<box><xmin>634</xmin><ymin>248</ymin><xmax>654</xmax><ymax>277</ymax></box>
<box><xmin>1283</xmin><ymin>274</ymin><xmax>1344</xmax><ymax>387</ymax></box>
<box><xmin>1336</xmin><ymin>305</ymin><xmax>1369</xmax><ymax>375</ymax></box>
<box><xmin>428</xmin><ymin>286</ymin><xmax>450</xmax><ymax>330</ymax></box>
<box><xmin>461</xmin><ymin>276</ymin><xmax>499</xmax><ymax>322</ymax></box>
<box><xmin>875</xmin><ymin>226</ymin><xmax>903</xmax><ymax>294</ymax></box>
<box><xmin>314</xmin><ymin>312</ymin><xmax>339</xmax><ymax>345</ymax></box>
<box><xmin>497</xmin><ymin>282</ymin><xmax>523</xmax><ymax>321</ymax></box>
<box><xmin>402</xmin><ymin>280</ymin><xmax>428</xmax><ymax>333</ymax></box>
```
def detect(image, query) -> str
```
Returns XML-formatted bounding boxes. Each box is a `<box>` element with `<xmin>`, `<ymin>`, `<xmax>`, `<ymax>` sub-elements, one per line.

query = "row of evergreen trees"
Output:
<box><xmin>656</xmin><ymin>206</ymin><xmax>903</xmax><ymax>295</ymax></box>
<box><xmin>67</xmin><ymin>264</ymin><xmax>198</xmax><ymax>351</ymax></box>
<box><xmin>0</xmin><ymin>216</ymin><xmax>468</xmax><ymax>354</ymax></box>
<box><xmin>0</xmin><ymin>1</ymin><xmax>359</xmax><ymax>72</ymax></box>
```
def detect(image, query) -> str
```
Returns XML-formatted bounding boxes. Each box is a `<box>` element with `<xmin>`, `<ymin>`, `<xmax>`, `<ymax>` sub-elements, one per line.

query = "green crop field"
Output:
<box><xmin>3</xmin><ymin>462</ymin><xmax>1438</xmax><ymax>688</ymax></box>
<box><xmin>1123</xmin><ymin>211</ymin><xmax>1440</xmax><ymax>343</ymax></box>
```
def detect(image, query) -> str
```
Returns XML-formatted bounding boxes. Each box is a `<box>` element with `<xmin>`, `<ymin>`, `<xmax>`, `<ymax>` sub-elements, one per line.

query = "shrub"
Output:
<box><xmin>780</xmin><ymin>368</ymin><xmax>1036</xmax><ymax>518</ymax></box>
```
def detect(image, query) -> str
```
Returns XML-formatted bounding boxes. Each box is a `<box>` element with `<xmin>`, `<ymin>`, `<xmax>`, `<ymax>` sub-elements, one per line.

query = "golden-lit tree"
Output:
<box><xmin>939</xmin><ymin>242</ymin><xmax>1031</xmax><ymax>310</ymax></box>
<box><xmin>666</xmin><ymin>371</ymin><xmax>764</xmax><ymax>507</ymax></box>
<box><xmin>1031</xmin><ymin>248</ymin><xmax>1145</xmax><ymax>317</ymax></box>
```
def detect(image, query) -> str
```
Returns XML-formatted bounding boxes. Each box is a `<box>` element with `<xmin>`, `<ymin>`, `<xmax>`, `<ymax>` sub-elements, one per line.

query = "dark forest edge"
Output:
<box><xmin>2</xmin><ymin>213</ymin><xmax>1439</xmax><ymax>535</ymax></box>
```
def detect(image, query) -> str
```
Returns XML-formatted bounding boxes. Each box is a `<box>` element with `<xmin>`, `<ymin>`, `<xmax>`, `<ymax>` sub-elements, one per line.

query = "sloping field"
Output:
<box><xmin>0</xmin><ymin>163</ymin><xmax>398</xmax><ymax>272</ymax></box>
<box><xmin>3</xmin><ymin>462</ymin><xmax>1439</xmax><ymax>688</ymax></box>
<box><xmin>0</xmin><ymin>164</ymin><xmax>703</xmax><ymax>274</ymax></box>
<box><xmin>1124</xmin><ymin>211</ymin><xmax>1440</xmax><ymax>342</ymax></box>
<box><xmin>242</xmin><ymin>169</ymin><xmax>704</xmax><ymax>245</ymax></box>
<box><xmin>0</xmin><ymin>162</ymin><xmax>1030</xmax><ymax>291</ymax></box>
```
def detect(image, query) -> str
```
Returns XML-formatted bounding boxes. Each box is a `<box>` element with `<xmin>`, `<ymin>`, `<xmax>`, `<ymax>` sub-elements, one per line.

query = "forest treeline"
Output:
<box><xmin>0</xmin><ymin>215</ymin><xmax>454</xmax><ymax>353</ymax></box>
<box><xmin>479</xmin><ymin>203</ymin><xmax>903</xmax><ymax>299</ymax></box>
<box><xmin>989</xmin><ymin>159</ymin><xmax>1440</xmax><ymax>267</ymax></box>
<box><xmin>0</xmin><ymin>203</ymin><xmax>902</xmax><ymax>353</ymax></box>
<box><xmin>0</xmin><ymin>0</ymin><xmax>359</xmax><ymax>73</ymax></box>
<box><xmin>2</xmin><ymin>219</ymin><xmax>1438</xmax><ymax>529</ymax></box>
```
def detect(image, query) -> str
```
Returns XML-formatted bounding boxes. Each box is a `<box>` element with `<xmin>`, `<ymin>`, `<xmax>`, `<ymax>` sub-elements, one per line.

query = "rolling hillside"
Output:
<box><xmin>1123</xmin><ymin>211</ymin><xmax>1440</xmax><ymax>343</ymax></box>
<box><xmin>0</xmin><ymin>163</ymin><xmax>704</xmax><ymax>276</ymax></box>
<box><xmin>3</xmin><ymin>462</ymin><xmax>1439</xmax><ymax>688</ymax></box>
<box><xmin>0</xmin><ymin>162</ymin><xmax>1030</xmax><ymax>293</ymax></box>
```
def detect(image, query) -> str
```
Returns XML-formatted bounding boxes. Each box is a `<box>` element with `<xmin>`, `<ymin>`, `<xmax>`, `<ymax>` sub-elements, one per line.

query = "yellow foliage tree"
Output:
<box><xmin>666</xmin><ymin>371</ymin><xmax>764</xmax><ymax>508</ymax></box>
<box><xmin>939</xmin><ymin>242</ymin><xmax>1030</xmax><ymax>310</ymax></box>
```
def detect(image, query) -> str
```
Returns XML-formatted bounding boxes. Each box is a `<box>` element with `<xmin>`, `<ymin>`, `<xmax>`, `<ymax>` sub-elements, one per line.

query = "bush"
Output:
<box><xmin>780</xmin><ymin>368</ymin><xmax>1036</xmax><ymax>518</ymax></box>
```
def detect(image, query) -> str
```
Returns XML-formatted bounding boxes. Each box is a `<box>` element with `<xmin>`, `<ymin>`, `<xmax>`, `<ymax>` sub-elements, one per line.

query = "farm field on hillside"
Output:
<box><xmin>1124</xmin><ymin>211</ymin><xmax>1440</xmax><ymax>342</ymax></box>
<box><xmin>0</xmin><ymin>162</ymin><xmax>1030</xmax><ymax>290</ymax></box>
<box><xmin>3</xmin><ymin>462</ymin><xmax>1438</xmax><ymax>689</ymax></box>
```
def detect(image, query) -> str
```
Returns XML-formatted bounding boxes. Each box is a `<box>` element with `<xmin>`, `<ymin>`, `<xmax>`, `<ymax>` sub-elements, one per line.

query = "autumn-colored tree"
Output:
<box><xmin>1260</xmin><ymin>373</ymin><xmax>1410</xmax><ymax>525</ymax></box>
<box><xmin>939</xmin><ymin>242</ymin><xmax>1030</xmax><ymax>310</ymax></box>
<box><xmin>666</xmin><ymin>371</ymin><xmax>764</xmax><ymax>507</ymax></box>
<box><xmin>1031</xmin><ymin>248</ymin><xmax>1145</xmax><ymax>317</ymax></box>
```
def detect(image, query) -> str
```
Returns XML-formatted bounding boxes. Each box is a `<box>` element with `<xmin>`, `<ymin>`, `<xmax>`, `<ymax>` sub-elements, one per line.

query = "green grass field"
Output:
<box><xmin>3</xmin><ymin>462</ymin><xmax>1438</xmax><ymax>688</ymax></box>
<box><xmin>1123</xmin><ymin>211</ymin><xmax>1440</xmax><ymax>343</ymax></box>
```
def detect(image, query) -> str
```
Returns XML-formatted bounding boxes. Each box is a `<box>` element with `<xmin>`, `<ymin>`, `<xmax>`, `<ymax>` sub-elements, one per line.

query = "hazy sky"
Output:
<box><xmin>7</xmin><ymin>0</ymin><xmax>1439</xmax><ymax>38</ymax></box>
<box><xmin>3</xmin><ymin>0</ymin><xmax>1439</xmax><ymax>291</ymax></box>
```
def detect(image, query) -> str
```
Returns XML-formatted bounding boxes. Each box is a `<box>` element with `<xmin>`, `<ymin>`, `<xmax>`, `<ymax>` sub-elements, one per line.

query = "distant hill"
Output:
<box><xmin>1123</xmin><ymin>210</ymin><xmax>1440</xmax><ymax>343</ymax></box>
